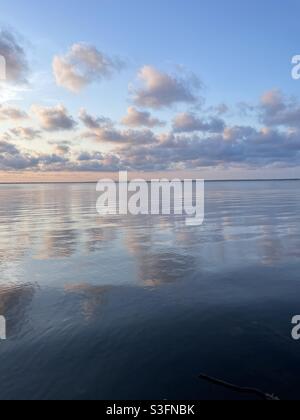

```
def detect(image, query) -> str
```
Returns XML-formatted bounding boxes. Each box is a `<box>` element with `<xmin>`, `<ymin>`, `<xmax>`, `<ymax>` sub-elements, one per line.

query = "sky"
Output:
<box><xmin>1</xmin><ymin>0</ymin><xmax>300</xmax><ymax>181</ymax></box>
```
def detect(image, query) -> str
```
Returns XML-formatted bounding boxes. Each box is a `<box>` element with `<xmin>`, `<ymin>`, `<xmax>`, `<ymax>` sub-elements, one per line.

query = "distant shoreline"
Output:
<box><xmin>0</xmin><ymin>179</ymin><xmax>299</xmax><ymax>185</ymax></box>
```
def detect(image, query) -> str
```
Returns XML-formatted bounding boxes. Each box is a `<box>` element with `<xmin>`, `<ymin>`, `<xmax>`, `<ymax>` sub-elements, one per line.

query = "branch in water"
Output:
<box><xmin>199</xmin><ymin>373</ymin><xmax>280</xmax><ymax>401</ymax></box>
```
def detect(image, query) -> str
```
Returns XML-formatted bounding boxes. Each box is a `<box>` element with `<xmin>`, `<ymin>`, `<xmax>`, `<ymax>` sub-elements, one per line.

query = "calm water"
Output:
<box><xmin>0</xmin><ymin>181</ymin><xmax>300</xmax><ymax>400</ymax></box>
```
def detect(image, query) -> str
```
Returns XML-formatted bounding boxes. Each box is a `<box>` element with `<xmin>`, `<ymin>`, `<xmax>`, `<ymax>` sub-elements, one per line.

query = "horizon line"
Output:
<box><xmin>0</xmin><ymin>178</ymin><xmax>299</xmax><ymax>185</ymax></box>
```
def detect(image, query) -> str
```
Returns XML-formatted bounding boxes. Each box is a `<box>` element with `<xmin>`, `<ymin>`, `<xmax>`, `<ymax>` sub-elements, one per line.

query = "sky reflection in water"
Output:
<box><xmin>0</xmin><ymin>181</ymin><xmax>300</xmax><ymax>400</ymax></box>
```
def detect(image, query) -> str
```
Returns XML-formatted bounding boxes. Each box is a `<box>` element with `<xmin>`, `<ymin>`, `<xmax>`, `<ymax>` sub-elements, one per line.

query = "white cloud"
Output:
<box><xmin>122</xmin><ymin>107</ymin><xmax>165</xmax><ymax>128</ymax></box>
<box><xmin>260</xmin><ymin>89</ymin><xmax>300</xmax><ymax>128</ymax></box>
<box><xmin>173</xmin><ymin>112</ymin><xmax>225</xmax><ymax>133</ymax></box>
<box><xmin>132</xmin><ymin>66</ymin><xmax>200</xmax><ymax>109</ymax></box>
<box><xmin>31</xmin><ymin>104</ymin><xmax>77</xmax><ymax>131</ymax></box>
<box><xmin>53</xmin><ymin>43</ymin><xmax>124</xmax><ymax>92</ymax></box>
<box><xmin>83</xmin><ymin>125</ymin><xmax>157</xmax><ymax>146</ymax></box>
<box><xmin>79</xmin><ymin>108</ymin><xmax>112</xmax><ymax>129</ymax></box>
<box><xmin>0</xmin><ymin>104</ymin><xmax>28</xmax><ymax>121</ymax></box>
<box><xmin>0</xmin><ymin>29</ymin><xmax>29</xmax><ymax>84</ymax></box>
<box><xmin>9</xmin><ymin>126</ymin><xmax>41</xmax><ymax>140</ymax></box>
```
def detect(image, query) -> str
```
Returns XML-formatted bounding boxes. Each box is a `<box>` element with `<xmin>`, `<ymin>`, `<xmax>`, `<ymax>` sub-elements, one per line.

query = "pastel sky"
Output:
<box><xmin>1</xmin><ymin>0</ymin><xmax>300</xmax><ymax>181</ymax></box>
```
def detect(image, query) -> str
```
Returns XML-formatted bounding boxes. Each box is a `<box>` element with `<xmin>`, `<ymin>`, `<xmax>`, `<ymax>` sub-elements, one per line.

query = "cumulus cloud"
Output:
<box><xmin>53</xmin><ymin>43</ymin><xmax>124</xmax><ymax>92</ymax></box>
<box><xmin>64</xmin><ymin>151</ymin><xmax>122</xmax><ymax>171</ymax></box>
<box><xmin>0</xmin><ymin>105</ymin><xmax>28</xmax><ymax>121</ymax></box>
<box><xmin>122</xmin><ymin>107</ymin><xmax>165</xmax><ymax>128</ymax></box>
<box><xmin>80</xmin><ymin>109</ymin><xmax>157</xmax><ymax>145</ymax></box>
<box><xmin>83</xmin><ymin>125</ymin><xmax>157</xmax><ymax>146</ymax></box>
<box><xmin>79</xmin><ymin>108</ymin><xmax>112</xmax><ymax>129</ymax></box>
<box><xmin>45</xmin><ymin>140</ymin><xmax>72</xmax><ymax>156</ymax></box>
<box><xmin>132</xmin><ymin>66</ymin><xmax>200</xmax><ymax>109</ymax></box>
<box><xmin>0</xmin><ymin>139</ymin><xmax>71</xmax><ymax>171</ymax></box>
<box><xmin>0</xmin><ymin>140</ymin><xmax>19</xmax><ymax>155</ymax></box>
<box><xmin>3</xmin><ymin>85</ymin><xmax>300</xmax><ymax>173</ymax></box>
<box><xmin>0</xmin><ymin>140</ymin><xmax>39</xmax><ymax>170</ymax></box>
<box><xmin>261</xmin><ymin>90</ymin><xmax>284</xmax><ymax>112</ymax></box>
<box><xmin>172</xmin><ymin>112</ymin><xmax>225</xmax><ymax>133</ymax></box>
<box><xmin>31</xmin><ymin>104</ymin><xmax>77</xmax><ymax>131</ymax></box>
<box><xmin>222</xmin><ymin>125</ymin><xmax>255</xmax><ymax>141</ymax></box>
<box><xmin>0</xmin><ymin>29</ymin><xmax>29</xmax><ymax>83</ymax></box>
<box><xmin>260</xmin><ymin>89</ymin><xmax>300</xmax><ymax>128</ymax></box>
<box><xmin>2</xmin><ymin>121</ymin><xmax>300</xmax><ymax>172</ymax></box>
<box><xmin>117</xmin><ymin>125</ymin><xmax>300</xmax><ymax>171</ymax></box>
<box><xmin>55</xmin><ymin>143</ymin><xmax>71</xmax><ymax>155</ymax></box>
<box><xmin>0</xmin><ymin>135</ymin><xmax>123</xmax><ymax>172</ymax></box>
<box><xmin>9</xmin><ymin>126</ymin><xmax>41</xmax><ymax>140</ymax></box>
<box><xmin>39</xmin><ymin>154</ymin><xmax>69</xmax><ymax>167</ymax></box>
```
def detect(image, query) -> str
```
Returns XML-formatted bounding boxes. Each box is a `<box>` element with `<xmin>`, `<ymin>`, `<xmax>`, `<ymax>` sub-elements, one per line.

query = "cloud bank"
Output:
<box><xmin>1</xmin><ymin>25</ymin><xmax>300</xmax><ymax>176</ymax></box>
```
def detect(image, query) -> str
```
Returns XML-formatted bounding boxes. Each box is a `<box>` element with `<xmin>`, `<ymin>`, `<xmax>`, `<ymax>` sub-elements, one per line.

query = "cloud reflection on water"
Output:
<box><xmin>0</xmin><ymin>182</ymin><xmax>299</xmax><ymax>320</ymax></box>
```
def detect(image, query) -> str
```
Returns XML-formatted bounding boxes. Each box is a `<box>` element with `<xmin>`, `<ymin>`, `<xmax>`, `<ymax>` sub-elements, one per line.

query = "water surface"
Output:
<box><xmin>0</xmin><ymin>181</ymin><xmax>300</xmax><ymax>400</ymax></box>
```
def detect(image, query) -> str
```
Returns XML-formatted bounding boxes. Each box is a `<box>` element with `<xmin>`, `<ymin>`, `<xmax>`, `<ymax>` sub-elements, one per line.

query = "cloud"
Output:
<box><xmin>260</xmin><ymin>89</ymin><xmax>300</xmax><ymax>128</ymax></box>
<box><xmin>31</xmin><ymin>104</ymin><xmax>77</xmax><ymax>131</ymax></box>
<box><xmin>132</xmin><ymin>66</ymin><xmax>200</xmax><ymax>109</ymax></box>
<box><xmin>122</xmin><ymin>107</ymin><xmax>165</xmax><ymax>128</ymax></box>
<box><xmin>0</xmin><ymin>139</ymin><xmax>70</xmax><ymax>171</ymax></box>
<box><xmin>83</xmin><ymin>125</ymin><xmax>157</xmax><ymax>146</ymax></box>
<box><xmin>2</xmin><ymin>86</ymin><xmax>300</xmax><ymax>173</ymax></box>
<box><xmin>77</xmin><ymin>151</ymin><xmax>103</xmax><ymax>161</ymax></box>
<box><xmin>9</xmin><ymin>126</ymin><xmax>41</xmax><ymax>140</ymax></box>
<box><xmin>0</xmin><ymin>140</ymin><xmax>39</xmax><ymax>170</ymax></box>
<box><xmin>0</xmin><ymin>105</ymin><xmax>28</xmax><ymax>121</ymax></box>
<box><xmin>237</xmin><ymin>101</ymin><xmax>255</xmax><ymax>117</ymax></box>
<box><xmin>46</xmin><ymin>140</ymin><xmax>71</xmax><ymax>156</ymax></box>
<box><xmin>222</xmin><ymin>125</ymin><xmax>255</xmax><ymax>141</ymax></box>
<box><xmin>80</xmin><ymin>109</ymin><xmax>157</xmax><ymax>145</ymax></box>
<box><xmin>172</xmin><ymin>112</ymin><xmax>225</xmax><ymax>133</ymax></box>
<box><xmin>53</xmin><ymin>43</ymin><xmax>124</xmax><ymax>92</ymax></box>
<box><xmin>0</xmin><ymin>29</ymin><xmax>29</xmax><ymax>84</ymax></box>
<box><xmin>2</xmin><ymin>122</ymin><xmax>300</xmax><ymax>172</ymax></box>
<box><xmin>214</xmin><ymin>103</ymin><xmax>229</xmax><ymax>116</ymax></box>
<box><xmin>69</xmin><ymin>155</ymin><xmax>122</xmax><ymax>172</ymax></box>
<box><xmin>55</xmin><ymin>143</ymin><xmax>71</xmax><ymax>155</ymax></box>
<box><xmin>0</xmin><ymin>135</ymin><xmax>124</xmax><ymax>172</ymax></box>
<box><xmin>39</xmin><ymin>154</ymin><xmax>69</xmax><ymax>167</ymax></box>
<box><xmin>261</xmin><ymin>90</ymin><xmax>284</xmax><ymax>112</ymax></box>
<box><xmin>0</xmin><ymin>140</ymin><xmax>19</xmax><ymax>155</ymax></box>
<box><xmin>67</xmin><ymin>151</ymin><xmax>122</xmax><ymax>172</ymax></box>
<box><xmin>117</xmin><ymin>123</ymin><xmax>300</xmax><ymax>171</ymax></box>
<box><xmin>79</xmin><ymin>108</ymin><xmax>112</xmax><ymax>129</ymax></box>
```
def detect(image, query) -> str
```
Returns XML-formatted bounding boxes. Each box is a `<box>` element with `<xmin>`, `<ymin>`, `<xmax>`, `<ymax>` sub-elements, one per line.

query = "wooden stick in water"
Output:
<box><xmin>199</xmin><ymin>373</ymin><xmax>280</xmax><ymax>401</ymax></box>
